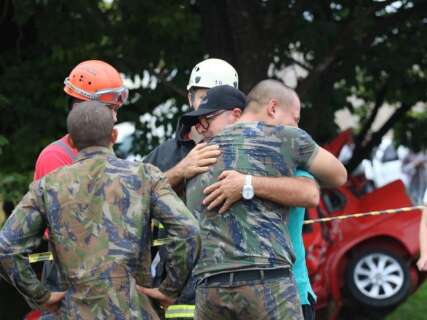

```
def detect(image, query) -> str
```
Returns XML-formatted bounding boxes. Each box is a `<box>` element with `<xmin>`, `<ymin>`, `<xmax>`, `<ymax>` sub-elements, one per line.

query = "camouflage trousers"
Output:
<box><xmin>195</xmin><ymin>273</ymin><xmax>303</xmax><ymax>320</ymax></box>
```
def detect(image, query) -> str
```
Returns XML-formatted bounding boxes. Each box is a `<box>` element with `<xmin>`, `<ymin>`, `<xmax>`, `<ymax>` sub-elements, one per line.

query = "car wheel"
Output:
<box><xmin>346</xmin><ymin>249</ymin><xmax>411</xmax><ymax>308</ymax></box>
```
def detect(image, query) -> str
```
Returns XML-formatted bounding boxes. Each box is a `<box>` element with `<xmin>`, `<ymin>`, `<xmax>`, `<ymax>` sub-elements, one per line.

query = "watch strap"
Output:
<box><xmin>245</xmin><ymin>175</ymin><xmax>252</xmax><ymax>186</ymax></box>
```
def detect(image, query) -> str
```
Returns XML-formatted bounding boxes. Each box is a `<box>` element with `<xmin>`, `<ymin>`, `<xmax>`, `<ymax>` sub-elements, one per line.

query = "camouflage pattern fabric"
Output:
<box><xmin>0</xmin><ymin>146</ymin><xmax>200</xmax><ymax>319</ymax></box>
<box><xmin>195</xmin><ymin>275</ymin><xmax>303</xmax><ymax>320</ymax></box>
<box><xmin>186</xmin><ymin>122</ymin><xmax>319</xmax><ymax>278</ymax></box>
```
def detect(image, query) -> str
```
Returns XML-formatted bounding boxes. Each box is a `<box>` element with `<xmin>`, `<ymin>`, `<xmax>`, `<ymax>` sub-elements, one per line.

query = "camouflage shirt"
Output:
<box><xmin>186</xmin><ymin>122</ymin><xmax>318</xmax><ymax>278</ymax></box>
<box><xmin>0</xmin><ymin>147</ymin><xmax>200</xmax><ymax>319</ymax></box>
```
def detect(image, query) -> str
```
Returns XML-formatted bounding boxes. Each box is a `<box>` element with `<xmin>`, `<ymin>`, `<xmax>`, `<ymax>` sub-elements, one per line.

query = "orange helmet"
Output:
<box><xmin>64</xmin><ymin>60</ymin><xmax>128</xmax><ymax>108</ymax></box>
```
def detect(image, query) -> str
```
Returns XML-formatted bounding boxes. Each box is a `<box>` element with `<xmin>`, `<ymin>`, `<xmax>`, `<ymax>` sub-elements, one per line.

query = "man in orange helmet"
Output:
<box><xmin>34</xmin><ymin>60</ymin><xmax>128</xmax><ymax>180</ymax></box>
<box><xmin>31</xmin><ymin>60</ymin><xmax>128</xmax><ymax>318</ymax></box>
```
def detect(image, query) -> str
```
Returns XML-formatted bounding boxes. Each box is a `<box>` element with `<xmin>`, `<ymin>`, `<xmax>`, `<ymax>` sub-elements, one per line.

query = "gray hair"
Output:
<box><xmin>246</xmin><ymin>79</ymin><xmax>298</xmax><ymax>113</ymax></box>
<box><xmin>67</xmin><ymin>101</ymin><xmax>114</xmax><ymax>150</ymax></box>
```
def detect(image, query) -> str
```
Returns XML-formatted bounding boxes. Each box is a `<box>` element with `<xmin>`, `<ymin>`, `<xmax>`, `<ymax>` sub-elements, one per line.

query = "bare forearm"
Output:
<box><xmin>309</xmin><ymin>147</ymin><xmax>348</xmax><ymax>188</ymax></box>
<box><xmin>165</xmin><ymin>143</ymin><xmax>220</xmax><ymax>189</ymax></box>
<box><xmin>316</xmin><ymin>161</ymin><xmax>347</xmax><ymax>188</ymax></box>
<box><xmin>164</xmin><ymin>165</ymin><xmax>184</xmax><ymax>189</ymax></box>
<box><xmin>420</xmin><ymin>211</ymin><xmax>427</xmax><ymax>257</ymax></box>
<box><xmin>252</xmin><ymin>176</ymin><xmax>319</xmax><ymax>208</ymax></box>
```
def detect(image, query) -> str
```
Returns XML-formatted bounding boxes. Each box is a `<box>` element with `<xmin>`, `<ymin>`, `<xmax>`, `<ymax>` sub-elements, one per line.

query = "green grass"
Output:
<box><xmin>386</xmin><ymin>281</ymin><xmax>427</xmax><ymax>320</ymax></box>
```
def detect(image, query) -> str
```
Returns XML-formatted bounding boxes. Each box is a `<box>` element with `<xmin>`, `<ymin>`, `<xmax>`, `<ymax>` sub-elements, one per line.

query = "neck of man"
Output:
<box><xmin>237</xmin><ymin>112</ymin><xmax>268</xmax><ymax>124</ymax></box>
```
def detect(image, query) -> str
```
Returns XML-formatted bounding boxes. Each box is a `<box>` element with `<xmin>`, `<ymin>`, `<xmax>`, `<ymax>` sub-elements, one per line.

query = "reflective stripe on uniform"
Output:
<box><xmin>152</xmin><ymin>238</ymin><xmax>171</xmax><ymax>247</ymax></box>
<box><xmin>28</xmin><ymin>252</ymin><xmax>53</xmax><ymax>263</ymax></box>
<box><xmin>152</xmin><ymin>219</ymin><xmax>165</xmax><ymax>229</ymax></box>
<box><xmin>165</xmin><ymin>305</ymin><xmax>195</xmax><ymax>319</ymax></box>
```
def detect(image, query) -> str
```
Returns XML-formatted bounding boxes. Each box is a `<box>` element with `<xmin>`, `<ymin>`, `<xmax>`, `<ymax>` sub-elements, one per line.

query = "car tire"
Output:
<box><xmin>345</xmin><ymin>249</ymin><xmax>411</xmax><ymax>308</ymax></box>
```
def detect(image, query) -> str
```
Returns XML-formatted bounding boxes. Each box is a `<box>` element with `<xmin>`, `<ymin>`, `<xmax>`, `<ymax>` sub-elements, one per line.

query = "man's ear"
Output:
<box><xmin>266</xmin><ymin>99</ymin><xmax>278</xmax><ymax>118</ymax></box>
<box><xmin>232</xmin><ymin>108</ymin><xmax>242</xmax><ymax>119</ymax></box>
<box><xmin>111</xmin><ymin>128</ymin><xmax>118</xmax><ymax>145</ymax></box>
<box><xmin>187</xmin><ymin>92</ymin><xmax>193</xmax><ymax>108</ymax></box>
<box><xmin>67</xmin><ymin>135</ymin><xmax>77</xmax><ymax>150</ymax></box>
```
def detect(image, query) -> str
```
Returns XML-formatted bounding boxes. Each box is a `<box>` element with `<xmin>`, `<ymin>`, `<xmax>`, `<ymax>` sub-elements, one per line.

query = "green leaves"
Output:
<box><xmin>0</xmin><ymin>172</ymin><xmax>31</xmax><ymax>205</ymax></box>
<box><xmin>0</xmin><ymin>0</ymin><xmax>426</xmax><ymax>201</ymax></box>
<box><xmin>0</xmin><ymin>135</ymin><xmax>8</xmax><ymax>156</ymax></box>
<box><xmin>394</xmin><ymin>110</ymin><xmax>427</xmax><ymax>152</ymax></box>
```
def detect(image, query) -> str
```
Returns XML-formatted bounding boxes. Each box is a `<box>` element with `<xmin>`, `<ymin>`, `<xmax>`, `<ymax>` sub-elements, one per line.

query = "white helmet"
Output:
<box><xmin>187</xmin><ymin>58</ymin><xmax>239</xmax><ymax>90</ymax></box>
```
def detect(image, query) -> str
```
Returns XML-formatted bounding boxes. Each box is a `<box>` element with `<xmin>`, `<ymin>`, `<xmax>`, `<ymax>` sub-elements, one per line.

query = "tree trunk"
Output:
<box><xmin>198</xmin><ymin>0</ymin><xmax>273</xmax><ymax>92</ymax></box>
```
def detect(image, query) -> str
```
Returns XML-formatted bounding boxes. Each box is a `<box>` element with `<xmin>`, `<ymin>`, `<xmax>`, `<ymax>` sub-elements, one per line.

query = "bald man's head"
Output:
<box><xmin>247</xmin><ymin>80</ymin><xmax>297</xmax><ymax>110</ymax></box>
<box><xmin>243</xmin><ymin>79</ymin><xmax>301</xmax><ymax>126</ymax></box>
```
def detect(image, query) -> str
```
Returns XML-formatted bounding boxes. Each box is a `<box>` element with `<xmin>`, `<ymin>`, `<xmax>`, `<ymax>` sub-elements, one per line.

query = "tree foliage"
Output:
<box><xmin>0</xmin><ymin>0</ymin><xmax>426</xmax><ymax>202</ymax></box>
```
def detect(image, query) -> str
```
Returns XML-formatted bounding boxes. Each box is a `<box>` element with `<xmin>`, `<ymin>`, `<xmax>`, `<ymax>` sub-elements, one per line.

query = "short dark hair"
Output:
<box><xmin>188</xmin><ymin>86</ymin><xmax>207</xmax><ymax>108</ymax></box>
<box><xmin>67</xmin><ymin>101</ymin><xmax>114</xmax><ymax>150</ymax></box>
<box><xmin>246</xmin><ymin>79</ymin><xmax>297</xmax><ymax>113</ymax></box>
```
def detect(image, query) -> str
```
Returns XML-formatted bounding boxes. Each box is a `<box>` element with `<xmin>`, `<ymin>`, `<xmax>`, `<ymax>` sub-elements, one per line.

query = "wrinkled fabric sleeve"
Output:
<box><xmin>278</xmin><ymin>127</ymin><xmax>320</xmax><ymax>169</ymax></box>
<box><xmin>145</xmin><ymin>164</ymin><xmax>200</xmax><ymax>299</ymax></box>
<box><xmin>0</xmin><ymin>180</ymin><xmax>50</xmax><ymax>305</ymax></box>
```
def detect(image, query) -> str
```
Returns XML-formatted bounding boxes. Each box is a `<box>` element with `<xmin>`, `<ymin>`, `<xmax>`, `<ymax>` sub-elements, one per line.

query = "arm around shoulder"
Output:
<box><xmin>164</xmin><ymin>142</ymin><xmax>220</xmax><ymax>188</ymax></box>
<box><xmin>202</xmin><ymin>170</ymin><xmax>319</xmax><ymax>213</ymax></box>
<box><xmin>252</xmin><ymin>175</ymin><xmax>320</xmax><ymax>208</ymax></box>
<box><xmin>307</xmin><ymin>147</ymin><xmax>347</xmax><ymax>188</ymax></box>
<box><xmin>285</xmin><ymin>127</ymin><xmax>347</xmax><ymax>189</ymax></box>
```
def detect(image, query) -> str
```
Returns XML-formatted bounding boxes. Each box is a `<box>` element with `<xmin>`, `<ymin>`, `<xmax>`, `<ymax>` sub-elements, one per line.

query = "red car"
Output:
<box><xmin>304</xmin><ymin>179</ymin><xmax>423</xmax><ymax>319</ymax></box>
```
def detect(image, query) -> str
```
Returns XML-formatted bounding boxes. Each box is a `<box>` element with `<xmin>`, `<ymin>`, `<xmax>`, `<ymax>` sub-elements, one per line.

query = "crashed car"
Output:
<box><xmin>305</xmin><ymin>179</ymin><xmax>423</xmax><ymax>319</ymax></box>
<box><xmin>305</xmin><ymin>130</ymin><xmax>424</xmax><ymax>319</ymax></box>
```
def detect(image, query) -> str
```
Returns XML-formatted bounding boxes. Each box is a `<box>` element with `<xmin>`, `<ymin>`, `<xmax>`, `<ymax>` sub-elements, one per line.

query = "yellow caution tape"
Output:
<box><xmin>29</xmin><ymin>206</ymin><xmax>425</xmax><ymax>264</ymax></box>
<box><xmin>165</xmin><ymin>304</ymin><xmax>195</xmax><ymax>319</ymax></box>
<box><xmin>303</xmin><ymin>205</ymin><xmax>425</xmax><ymax>224</ymax></box>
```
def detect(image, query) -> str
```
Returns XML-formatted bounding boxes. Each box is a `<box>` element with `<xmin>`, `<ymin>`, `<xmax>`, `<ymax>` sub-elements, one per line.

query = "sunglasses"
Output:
<box><xmin>195</xmin><ymin>110</ymin><xmax>227</xmax><ymax>132</ymax></box>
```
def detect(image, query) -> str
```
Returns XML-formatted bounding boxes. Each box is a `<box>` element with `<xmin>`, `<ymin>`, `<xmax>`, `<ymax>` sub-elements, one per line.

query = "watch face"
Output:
<box><xmin>242</xmin><ymin>185</ymin><xmax>254</xmax><ymax>200</ymax></box>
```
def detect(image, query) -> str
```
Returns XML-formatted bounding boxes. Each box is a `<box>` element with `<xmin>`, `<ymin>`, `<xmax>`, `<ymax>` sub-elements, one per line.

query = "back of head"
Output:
<box><xmin>64</xmin><ymin>60</ymin><xmax>128</xmax><ymax>107</ymax></box>
<box><xmin>67</xmin><ymin>101</ymin><xmax>114</xmax><ymax>150</ymax></box>
<box><xmin>246</xmin><ymin>79</ymin><xmax>297</xmax><ymax>113</ymax></box>
<box><xmin>187</xmin><ymin>58</ymin><xmax>239</xmax><ymax>90</ymax></box>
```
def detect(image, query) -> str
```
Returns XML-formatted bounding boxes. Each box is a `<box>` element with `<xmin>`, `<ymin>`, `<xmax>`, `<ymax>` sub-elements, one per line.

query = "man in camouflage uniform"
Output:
<box><xmin>0</xmin><ymin>101</ymin><xmax>200</xmax><ymax>319</ymax></box>
<box><xmin>183</xmin><ymin>82</ymin><xmax>347</xmax><ymax>320</ymax></box>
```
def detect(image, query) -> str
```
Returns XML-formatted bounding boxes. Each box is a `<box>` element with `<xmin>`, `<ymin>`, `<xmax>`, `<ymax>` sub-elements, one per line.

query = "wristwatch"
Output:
<box><xmin>242</xmin><ymin>175</ymin><xmax>255</xmax><ymax>200</ymax></box>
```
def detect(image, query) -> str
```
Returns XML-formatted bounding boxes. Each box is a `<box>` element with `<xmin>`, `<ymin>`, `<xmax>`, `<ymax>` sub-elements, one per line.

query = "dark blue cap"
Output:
<box><xmin>182</xmin><ymin>85</ymin><xmax>246</xmax><ymax>126</ymax></box>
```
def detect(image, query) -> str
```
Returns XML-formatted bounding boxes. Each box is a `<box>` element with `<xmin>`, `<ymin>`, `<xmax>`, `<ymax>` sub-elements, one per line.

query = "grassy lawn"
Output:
<box><xmin>386</xmin><ymin>280</ymin><xmax>427</xmax><ymax>320</ymax></box>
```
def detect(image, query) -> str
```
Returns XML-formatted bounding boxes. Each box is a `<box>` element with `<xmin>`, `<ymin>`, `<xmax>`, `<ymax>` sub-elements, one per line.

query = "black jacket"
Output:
<box><xmin>143</xmin><ymin>119</ymin><xmax>195</xmax><ymax>171</ymax></box>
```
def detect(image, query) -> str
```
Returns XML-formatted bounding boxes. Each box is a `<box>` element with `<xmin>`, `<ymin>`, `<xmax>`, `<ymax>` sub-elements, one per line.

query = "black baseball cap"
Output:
<box><xmin>182</xmin><ymin>85</ymin><xmax>246</xmax><ymax>126</ymax></box>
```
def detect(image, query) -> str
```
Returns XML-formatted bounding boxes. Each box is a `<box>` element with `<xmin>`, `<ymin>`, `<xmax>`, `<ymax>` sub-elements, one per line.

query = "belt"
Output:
<box><xmin>201</xmin><ymin>268</ymin><xmax>290</xmax><ymax>285</ymax></box>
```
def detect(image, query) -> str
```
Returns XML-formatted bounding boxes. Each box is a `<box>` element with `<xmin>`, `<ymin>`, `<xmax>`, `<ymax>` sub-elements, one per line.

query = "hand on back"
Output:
<box><xmin>178</xmin><ymin>143</ymin><xmax>220</xmax><ymax>179</ymax></box>
<box><xmin>203</xmin><ymin>170</ymin><xmax>245</xmax><ymax>214</ymax></box>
